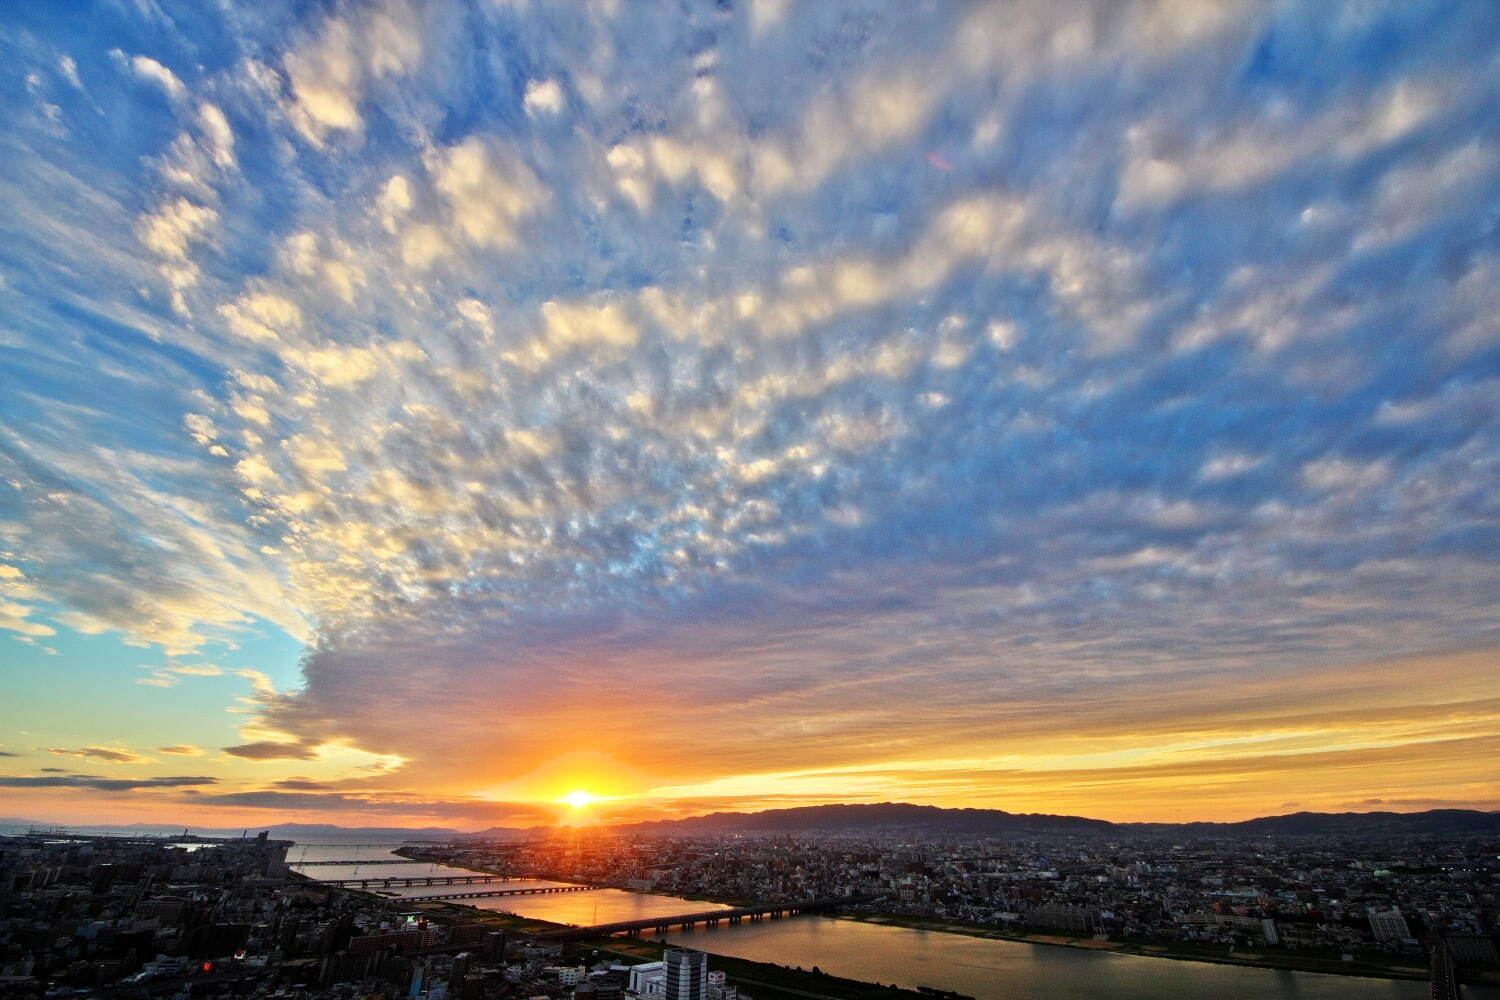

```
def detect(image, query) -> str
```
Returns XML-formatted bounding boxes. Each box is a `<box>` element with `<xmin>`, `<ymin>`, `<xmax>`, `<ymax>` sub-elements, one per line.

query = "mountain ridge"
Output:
<box><xmin>5</xmin><ymin>804</ymin><xmax>1497</xmax><ymax>840</ymax></box>
<box><xmin>602</xmin><ymin>801</ymin><xmax>1500</xmax><ymax>837</ymax></box>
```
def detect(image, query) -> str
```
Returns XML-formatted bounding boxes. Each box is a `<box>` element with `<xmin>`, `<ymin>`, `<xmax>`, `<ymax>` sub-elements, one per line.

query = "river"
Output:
<box><xmin>290</xmin><ymin>843</ymin><xmax>1497</xmax><ymax>1000</ymax></box>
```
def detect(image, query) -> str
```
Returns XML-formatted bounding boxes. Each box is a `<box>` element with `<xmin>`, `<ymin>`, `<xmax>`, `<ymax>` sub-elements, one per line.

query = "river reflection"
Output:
<box><xmin>656</xmin><ymin>916</ymin><xmax>1466</xmax><ymax>1000</ymax></box>
<box><xmin>292</xmin><ymin>844</ymin><xmax>1497</xmax><ymax>1000</ymax></box>
<box><xmin>471</xmin><ymin>888</ymin><xmax>731</xmax><ymax>926</ymax></box>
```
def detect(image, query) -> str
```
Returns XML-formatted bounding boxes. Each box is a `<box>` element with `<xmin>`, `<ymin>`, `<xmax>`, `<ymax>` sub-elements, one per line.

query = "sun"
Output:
<box><xmin>559</xmin><ymin>789</ymin><xmax>598</xmax><ymax>809</ymax></box>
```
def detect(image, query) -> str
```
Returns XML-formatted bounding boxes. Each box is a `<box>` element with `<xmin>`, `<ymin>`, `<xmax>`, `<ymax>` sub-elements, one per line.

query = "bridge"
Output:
<box><xmin>1430</xmin><ymin>940</ymin><xmax>1459</xmax><ymax>1000</ymax></box>
<box><xmin>530</xmin><ymin>896</ymin><xmax>878</xmax><ymax>942</ymax></box>
<box><xmin>401</xmin><ymin>884</ymin><xmax>597</xmax><ymax>903</ymax></box>
<box><xmin>292</xmin><ymin>858</ymin><xmax>448</xmax><ymax>866</ymax></box>
<box><xmin>306</xmin><ymin>873</ymin><xmax>525</xmax><ymax>889</ymax></box>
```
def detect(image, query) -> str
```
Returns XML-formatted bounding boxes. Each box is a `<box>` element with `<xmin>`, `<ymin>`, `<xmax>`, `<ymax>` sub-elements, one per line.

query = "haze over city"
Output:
<box><xmin>2</xmin><ymin>0</ymin><xmax>1499</xmax><ymax>833</ymax></box>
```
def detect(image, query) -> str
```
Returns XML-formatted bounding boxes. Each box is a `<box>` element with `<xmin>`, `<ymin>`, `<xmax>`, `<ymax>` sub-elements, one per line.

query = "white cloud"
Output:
<box><xmin>115</xmin><ymin>51</ymin><xmax>186</xmax><ymax>102</ymax></box>
<box><xmin>219</xmin><ymin>292</ymin><xmax>303</xmax><ymax>343</ymax></box>
<box><xmin>1301</xmin><ymin>458</ymin><xmax>1392</xmax><ymax>493</ymax></box>
<box><xmin>58</xmin><ymin>55</ymin><xmax>82</xmax><ymax>90</ymax></box>
<box><xmin>281</xmin><ymin>0</ymin><xmax>423</xmax><ymax>146</ymax></box>
<box><xmin>432</xmin><ymin>137</ymin><xmax>548</xmax><ymax>250</ymax></box>
<box><xmin>138</xmin><ymin>198</ymin><xmax>216</xmax><ymax>261</ymax></box>
<box><xmin>1200</xmin><ymin>453</ymin><xmax>1262</xmax><ymax>481</ymax></box>
<box><xmin>1118</xmin><ymin>79</ymin><xmax>1444</xmax><ymax>210</ymax></box>
<box><xmin>197</xmin><ymin>104</ymin><xmax>236</xmax><ymax>169</ymax></box>
<box><xmin>523</xmin><ymin>78</ymin><xmax>564</xmax><ymax>116</ymax></box>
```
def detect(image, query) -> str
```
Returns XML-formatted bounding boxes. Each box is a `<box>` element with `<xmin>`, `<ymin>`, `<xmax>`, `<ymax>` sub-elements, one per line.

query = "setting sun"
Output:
<box><xmin>559</xmin><ymin>789</ymin><xmax>599</xmax><ymax>809</ymax></box>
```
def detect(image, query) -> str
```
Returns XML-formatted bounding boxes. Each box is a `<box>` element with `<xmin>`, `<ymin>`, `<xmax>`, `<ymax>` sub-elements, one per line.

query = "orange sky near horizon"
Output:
<box><xmin>5</xmin><ymin>644</ymin><xmax>1496</xmax><ymax>831</ymax></box>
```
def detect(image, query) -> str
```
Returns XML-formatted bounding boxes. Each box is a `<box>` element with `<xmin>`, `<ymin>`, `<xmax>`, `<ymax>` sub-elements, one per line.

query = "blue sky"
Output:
<box><xmin>1</xmin><ymin>0</ymin><xmax>1498</xmax><ymax>828</ymax></box>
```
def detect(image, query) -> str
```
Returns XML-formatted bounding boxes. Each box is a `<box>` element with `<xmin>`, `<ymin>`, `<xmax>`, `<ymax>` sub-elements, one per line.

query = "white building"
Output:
<box><xmin>628</xmin><ymin>961</ymin><xmax>665</xmax><ymax>999</ymax></box>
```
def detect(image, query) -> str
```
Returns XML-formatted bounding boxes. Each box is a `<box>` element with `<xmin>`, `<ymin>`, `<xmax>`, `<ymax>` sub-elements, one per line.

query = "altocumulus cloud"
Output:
<box><xmin>0</xmin><ymin>1</ymin><xmax>1498</xmax><ymax>807</ymax></box>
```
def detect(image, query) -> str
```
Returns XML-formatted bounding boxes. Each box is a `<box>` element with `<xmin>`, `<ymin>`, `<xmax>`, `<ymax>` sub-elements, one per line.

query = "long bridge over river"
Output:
<box><xmin>305</xmin><ymin>873</ymin><xmax>527</xmax><ymax>889</ymax></box>
<box><xmin>531</xmin><ymin>896</ymin><xmax>879</xmax><ymax>943</ymax></box>
<box><xmin>401</xmin><ymin>884</ymin><xmax>596</xmax><ymax>903</ymax></box>
<box><xmin>291</xmin><ymin>858</ymin><xmax>451</xmax><ymax>866</ymax></box>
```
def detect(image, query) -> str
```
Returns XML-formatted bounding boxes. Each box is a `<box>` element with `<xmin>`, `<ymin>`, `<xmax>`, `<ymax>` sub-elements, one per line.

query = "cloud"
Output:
<box><xmin>113</xmin><ymin>51</ymin><xmax>186</xmax><ymax>102</ymax></box>
<box><xmin>431</xmin><ymin>136</ymin><xmax>548</xmax><ymax>252</ymax></box>
<box><xmin>58</xmin><ymin>55</ymin><xmax>82</xmax><ymax>91</ymax></box>
<box><xmin>136</xmin><ymin>673</ymin><xmax>179</xmax><ymax>688</ymax></box>
<box><xmin>222</xmin><ymin>740</ymin><xmax>318</xmax><ymax>760</ymax></box>
<box><xmin>0</xmin><ymin>603</ymin><xmax>55</xmax><ymax>638</ymax></box>
<box><xmin>48</xmin><ymin>746</ymin><xmax>154</xmax><ymax>765</ymax></box>
<box><xmin>0</xmin><ymin>774</ymin><xmax>217</xmax><ymax>791</ymax></box>
<box><xmin>157</xmin><ymin>744</ymin><xmax>205</xmax><ymax>756</ymax></box>
<box><xmin>183</xmin><ymin>788</ymin><xmax>555</xmax><ymax>824</ymax></box>
<box><xmin>281</xmin><ymin>0</ymin><xmax>423</xmax><ymax>146</ymax></box>
<box><xmin>166</xmin><ymin>663</ymin><xmax>224</xmax><ymax>676</ymax></box>
<box><xmin>196</xmin><ymin>105</ymin><xmax>235</xmax><ymax>170</ymax></box>
<box><xmin>523</xmin><ymin>79</ymin><xmax>564</xmax><ymax>117</ymax></box>
<box><xmin>3</xmin><ymin>0</ymin><xmax>1500</xmax><ymax>822</ymax></box>
<box><xmin>135</xmin><ymin>661</ymin><xmax>224</xmax><ymax>687</ymax></box>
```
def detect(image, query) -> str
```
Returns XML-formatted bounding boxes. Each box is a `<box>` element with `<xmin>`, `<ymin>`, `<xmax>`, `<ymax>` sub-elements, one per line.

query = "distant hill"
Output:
<box><xmin>1147</xmin><ymin>808</ymin><xmax>1500</xmax><ymax>837</ymax></box>
<box><xmin>607</xmin><ymin>802</ymin><xmax>1500</xmax><ymax>838</ymax></box>
<box><xmin>6</xmin><ymin>805</ymin><xmax>1497</xmax><ymax>841</ymax></box>
<box><xmin>611</xmin><ymin>802</ymin><xmax>1115</xmax><ymax>835</ymax></box>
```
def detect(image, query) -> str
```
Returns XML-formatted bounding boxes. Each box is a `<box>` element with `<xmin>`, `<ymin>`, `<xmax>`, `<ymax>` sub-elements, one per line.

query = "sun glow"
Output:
<box><xmin>559</xmin><ymin>789</ymin><xmax>599</xmax><ymax>809</ymax></box>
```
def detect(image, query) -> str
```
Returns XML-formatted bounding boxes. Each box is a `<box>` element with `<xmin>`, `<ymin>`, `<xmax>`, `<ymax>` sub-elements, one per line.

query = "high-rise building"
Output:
<box><xmin>1367</xmin><ymin>908</ymin><xmax>1411</xmax><ymax>942</ymax></box>
<box><xmin>663</xmin><ymin>948</ymin><xmax>707</xmax><ymax>1000</ymax></box>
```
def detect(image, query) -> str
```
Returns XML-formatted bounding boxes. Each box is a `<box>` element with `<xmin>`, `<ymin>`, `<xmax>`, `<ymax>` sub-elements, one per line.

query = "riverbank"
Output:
<box><xmin>583</xmin><ymin>937</ymin><xmax>947</xmax><ymax>1000</ymax></box>
<box><xmin>557</xmin><ymin>881</ymin><xmax>1441</xmax><ymax>985</ymax></box>
<box><xmin>384</xmin><ymin>898</ymin><xmax>942</xmax><ymax>1000</ymax></box>
<box><xmin>327</xmin><ymin>854</ymin><xmax>1500</xmax><ymax>990</ymax></box>
<box><xmin>836</xmin><ymin>913</ymin><xmax>1436</xmax><ymax>984</ymax></box>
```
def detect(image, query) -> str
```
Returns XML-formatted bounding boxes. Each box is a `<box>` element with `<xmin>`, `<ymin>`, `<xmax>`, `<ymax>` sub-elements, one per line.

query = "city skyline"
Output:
<box><xmin>2</xmin><ymin>1</ymin><xmax>1499</xmax><ymax>831</ymax></box>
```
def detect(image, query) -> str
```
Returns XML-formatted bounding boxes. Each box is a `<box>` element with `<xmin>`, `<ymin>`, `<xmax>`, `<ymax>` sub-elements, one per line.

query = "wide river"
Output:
<box><xmin>290</xmin><ymin>843</ymin><xmax>1499</xmax><ymax>1000</ymax></box>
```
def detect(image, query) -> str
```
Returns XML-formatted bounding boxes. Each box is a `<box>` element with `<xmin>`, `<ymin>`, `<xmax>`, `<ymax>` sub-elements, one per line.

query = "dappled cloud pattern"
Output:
<box><xmin>1</xmin><ymin>0</ymin><xmax>1498</xmax><ymax>825</ymax></box>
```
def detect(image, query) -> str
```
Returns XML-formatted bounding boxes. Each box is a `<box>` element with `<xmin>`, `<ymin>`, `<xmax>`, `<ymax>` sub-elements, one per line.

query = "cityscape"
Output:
<box><xmin>4</xmin><ymin>0</ymin><xmax>1500</xmax><ymax>998</ymax></box>
<box><xmin>1</xmin><ymin>819</ymin><xmax>1499</xmax><ymax>997</ymax></box>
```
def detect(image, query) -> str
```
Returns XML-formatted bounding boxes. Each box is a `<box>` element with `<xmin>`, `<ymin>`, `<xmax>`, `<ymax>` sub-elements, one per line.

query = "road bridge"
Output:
<box><xmin>307</xmin><ymin>873</ymin><xmax>524</xmax><ymax>888</ymax></box>
<box><xmin>1430</xmin><ymin>940</ymin><xmax>1459</xmax><ymax>1000</ymax></box>
<box><xmin>401</xmin><ymin>884</ymin><xmax>597</xmax><ymax>903</ymax></box>
<box><xmin>291</xmin><ymin>858</ymin><xmax>445</xmax><ymax>866</ymax></box>
<box><xmin>530</xmin><ymin>896</ymin><xmax>879</xmax><ymax>942</ymax></box>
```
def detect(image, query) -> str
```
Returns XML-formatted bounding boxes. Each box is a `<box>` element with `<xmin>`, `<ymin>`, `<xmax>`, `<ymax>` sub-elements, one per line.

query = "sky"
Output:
<box><xmin>1</xmin><ymin>0</ymin><xmax>1498</xmax><ymax>831</ymax></box>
